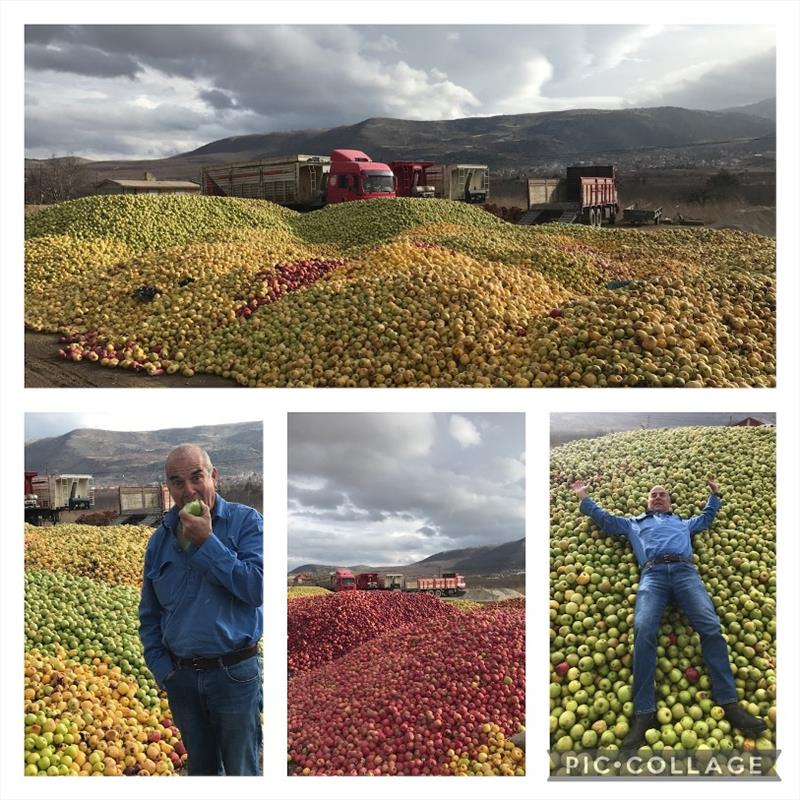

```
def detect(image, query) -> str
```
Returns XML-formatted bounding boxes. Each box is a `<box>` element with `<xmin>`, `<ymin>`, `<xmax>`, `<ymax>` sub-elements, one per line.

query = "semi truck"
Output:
<box><xmin>24</xmin><ymin>472</ymin><xmax>95</xmax><ymax>525</ymax></box>
<box><xmin>388</xmin><ymin>161</ymin><xmax>436</xmax><ymax>198</ymax></box>
<box><xmin>201</xmin><ymin>149</ymin><xmax>396</xmax><ymax>209</ymax></box>
<box><xmin>330</xmin><ymin>568</ymin><xmax>357</xmax><ymax>592</ymax></box>
<box><xmin>424</xmin><ymin>163</ymin><xmax>489</xmax><ymax>203</ymax></box>
<box><xmin>352</xmin><ymin>571</ymin><xmax>467</xmax><ymax>596</ymax></box>
<box><xmin>114</xmin><ymin>484</ymin><xmax>173</xmax><ymax>526</ymax></box>
<box><xmin>519</xmin><ymin>165</ymin><xmax>619</xmax><ymax>226</ymax></box>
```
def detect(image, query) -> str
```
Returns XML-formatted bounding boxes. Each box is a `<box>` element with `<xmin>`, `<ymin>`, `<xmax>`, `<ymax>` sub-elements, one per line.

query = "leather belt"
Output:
<box><xmin>641</xmin><ymin>554</ymin><xmax>693</xmax><ymax>572</ymax></box>
<box><xmin>174</xmin><ymin>643</ymin><xmax>259</xmax><ymax>671</ymax></box>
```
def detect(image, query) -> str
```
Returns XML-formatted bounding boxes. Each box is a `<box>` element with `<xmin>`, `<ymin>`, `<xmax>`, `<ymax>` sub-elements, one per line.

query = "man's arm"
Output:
<box><xmin>138</xmin><ymin>544</ymin><xmax>174</xmax><ymax>689</ymax></box>
<box><xmin>687</xmin><ymin>478</ymin><xmax>722</xmax><ymax>534</ymax></box>
<box><xmin>189</xmin><ymin>508</ymin><xmax>263</xmax><ymax>607</ymax></box>
<box><xmin>571</xmin><ymin>480</ymin><xmax>632</xmax><ymax>537</ymax></box>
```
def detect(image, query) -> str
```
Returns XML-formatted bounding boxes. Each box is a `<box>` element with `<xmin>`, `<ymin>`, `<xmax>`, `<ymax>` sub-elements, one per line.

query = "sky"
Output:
<box><xmin>551</xmin><ymin>411</ymin><xmax>777</xmax><ymax>445</ymax></box>
<box><xmin>24</xmin><ymin>23</ymin><xmax>776</xmax><ymax>160</ymax></box>
<box><xmin>287</xmin><ymin>413</ymin><xmax>525</xmax><ymax>570</ymax></box>
<box><xmin>24</xmin><ymin>412</ymin><xmax>262</xmax><ymax>442</ymax></box>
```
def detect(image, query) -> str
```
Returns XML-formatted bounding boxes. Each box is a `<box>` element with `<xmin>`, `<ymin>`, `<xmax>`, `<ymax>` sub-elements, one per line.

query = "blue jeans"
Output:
<box><xmin>632</xmin><ymin>562</ymin><xmax>738</xmax><ymax>714</ymax></box>
<box><xmin>164</xmin><ymin>655</ymin><xmax>262</xmax><ymax>775</ymax></box>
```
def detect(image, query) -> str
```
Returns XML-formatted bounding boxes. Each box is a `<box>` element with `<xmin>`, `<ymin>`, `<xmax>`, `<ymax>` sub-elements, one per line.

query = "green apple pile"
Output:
<box><xmin>549</xmin><ymin>425</ymin><xmax>776</xmax><ymax>758</ymax></box>
<box><xmin>23</xmin><ymin>522</ymin><xmax>190</xmax><ymax>775</ymax></box>
<box><xmin>25</xmin><ymin>195</ymin><xmax>775</xmax><ymax>387</ymax></box>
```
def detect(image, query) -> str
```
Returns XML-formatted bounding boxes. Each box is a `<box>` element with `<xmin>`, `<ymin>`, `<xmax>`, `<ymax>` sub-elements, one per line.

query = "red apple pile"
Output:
<box><xmin>288</xmin><ymin>608</ymin><xmax>525</xmax><ymax>775</ymax></box>
<box><xmin>288</xmin><ymin>591</ymin><xmax>459</xmax><ymax>676</ymax></box>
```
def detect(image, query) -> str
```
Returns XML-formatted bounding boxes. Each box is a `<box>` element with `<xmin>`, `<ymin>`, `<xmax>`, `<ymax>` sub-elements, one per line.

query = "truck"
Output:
<box><xmin>424</xmin><ymin>163</ymin><xmax>489</xmax><ymax>204</ymax></box>
<box><xmin>355</xmin><ymin>572</ymin><xmax>382</xmax><ymax>590</ymax></box>
<box><xmin>354</xmin><ymin>571</ymin><xmax>467</xmax><ymax>596</ymax></box>
<box><xmin>114</xmin><ymin>484</ymin><xmax>173</xmax><ymax>526</ymax></box>
<box><xmin>25</xmin><ymin>472</ymin><xmax>95</xmax><ymax>525</ymax></box>
<box><xmin>519</xmin><ymin>165</ymin><xmax>619</xmax><ymax>226</ymax></box>
<box><xmin>330</xmin><ymin>568</ymin><xmax>357</xmax><ymax>592</ymax></box>
<box><xmin>388</xmin><ymin>161</ymin><xmax>436</xmax><ymax>198</ymax></box>
<box><xmin>201</xmin><ymin>149</ymin><xmax>396</xmax><ymax>209</ymax></box>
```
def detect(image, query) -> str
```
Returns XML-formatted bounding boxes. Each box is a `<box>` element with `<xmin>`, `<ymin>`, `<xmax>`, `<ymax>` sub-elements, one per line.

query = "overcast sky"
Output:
<box><xmin>288</xmin><ymin>413</ymin><xmax>524</xmax><ymax>570</ymax></box>
<box><xmin>24</xmin><ymin>24</ymin><xmax>775</xmax><ymax>160</ymax></box>
<box><xmin>25</xmin><ymin>412</ymin><xmax>261</xmax><ymax>442</ymax></box>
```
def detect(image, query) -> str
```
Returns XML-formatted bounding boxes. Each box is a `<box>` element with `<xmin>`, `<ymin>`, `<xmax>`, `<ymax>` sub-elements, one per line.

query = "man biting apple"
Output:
<box><xmin>139</xmin><ymin>444</ymin><xmax>263</xmax><ymax>775</ymax></box>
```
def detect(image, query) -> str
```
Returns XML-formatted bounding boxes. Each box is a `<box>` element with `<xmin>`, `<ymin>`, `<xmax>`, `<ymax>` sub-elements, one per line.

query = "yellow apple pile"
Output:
<box><xmin>25</xmin><ymin>195</ymin><xmax>776</xmax><ymax>387</ymax></box>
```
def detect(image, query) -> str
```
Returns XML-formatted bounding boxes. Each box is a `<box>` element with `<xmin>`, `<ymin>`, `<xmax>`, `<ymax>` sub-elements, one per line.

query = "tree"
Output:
<box><xmin>25</xmin><ymin>156</ymin><xmax>93</xmax><ymax>205</ymax></box>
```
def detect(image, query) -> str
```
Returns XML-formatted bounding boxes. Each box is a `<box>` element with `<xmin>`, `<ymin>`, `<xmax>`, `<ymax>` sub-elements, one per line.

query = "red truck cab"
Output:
<box><xmin>330</xmin><ymin>568</ymin><xmax>357</xmax><ymax>591</ymax></box>
<box><xmin>326</xmin><ymin>150</ymin><xmax>396</xmax><ymax>203</ymax></box>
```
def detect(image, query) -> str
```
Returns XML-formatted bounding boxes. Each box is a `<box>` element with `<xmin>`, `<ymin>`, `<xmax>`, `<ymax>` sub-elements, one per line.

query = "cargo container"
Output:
<box><xmin>425</xmin><ymin>163</ymin><xmax>489</xmax><ymax>203</ymax></box>
<box><xmin>114</xmin><ymin>484</ymin><xmax>173</xmax><ymax>526</ymax></box>
<box><xmin>520</xmin><ymin>165</ymin><xmax>619</xmax><ymax>226</ymax></box>
<box><xmin>201</xmin><ymin>149</ymin><xmax>396</xmax><ymax>208</ymax></box>
<box><xmin>31</xmin><ymin>474</ymin><xmax>94</xmax><ymax>510</ymax></box>
<box><xmin>388</xmin><ymin>161</ymin><xmax>436</xmax><ymax>198</ymax></box>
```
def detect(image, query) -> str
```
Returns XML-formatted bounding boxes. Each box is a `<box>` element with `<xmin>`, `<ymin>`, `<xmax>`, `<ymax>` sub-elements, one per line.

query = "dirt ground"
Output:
<box><xmin>25</xmin><ymin>332</ymin><xmax>238</xmax><ymax>388</ymax></box>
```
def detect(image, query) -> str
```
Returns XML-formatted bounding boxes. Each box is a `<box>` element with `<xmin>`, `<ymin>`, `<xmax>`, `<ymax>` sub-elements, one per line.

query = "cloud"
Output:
<box><xmin>448</xmin><ymin>415</ymin><xmax>481</xmax><ymax>448</ymax></box>
<box><xmin>199</xmin><ymin>88</ymin><xmax>238</xmax><ymax>110</ymax></box>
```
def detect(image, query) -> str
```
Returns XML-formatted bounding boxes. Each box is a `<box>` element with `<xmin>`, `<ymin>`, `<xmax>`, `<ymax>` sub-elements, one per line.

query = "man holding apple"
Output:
<box><xmin>139</xmin><ymin>444</ymin><xmax>263</xmax><ymax>775</ymax></box>
<box><xmin>570</xmin><ymin>477</ymin><xmax>766</xmax><ymax>750</ymax></box>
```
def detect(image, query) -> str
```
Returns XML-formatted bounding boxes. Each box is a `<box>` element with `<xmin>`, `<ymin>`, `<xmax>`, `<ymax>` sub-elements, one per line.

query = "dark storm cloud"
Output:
<box><xmin>199</xmin><ymin>88</ymin><xmax>238</xmax><ymax>110</ymax></box>
<box><xmin>417</xmin><ymin>526</ymin><xmax>439</xmax><ymax>538</ymax></box>
<box><xmin>26</xmin><ymin>41</ymin><xmax>141</xmax><ymax>79</ymax></box>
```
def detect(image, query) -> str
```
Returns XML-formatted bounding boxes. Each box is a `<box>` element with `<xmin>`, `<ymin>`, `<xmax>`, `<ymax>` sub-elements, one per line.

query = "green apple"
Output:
<box><xmin>183</xmin><ymin>499</ymin><xmax>202</xmax><ymax>516</ymax></box>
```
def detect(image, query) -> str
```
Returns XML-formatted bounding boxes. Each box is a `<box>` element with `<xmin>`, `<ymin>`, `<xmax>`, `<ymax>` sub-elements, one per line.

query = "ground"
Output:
<box><xmin>25</xmin><ymin>332</ymin><xmax>237</xmax><ymax>388</ymax></box>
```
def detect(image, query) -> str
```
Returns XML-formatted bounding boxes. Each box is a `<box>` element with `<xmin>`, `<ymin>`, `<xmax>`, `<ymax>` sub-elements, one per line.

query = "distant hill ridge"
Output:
<box><xmin>27</xmin><ymin>102</ymin><xmax>775</xmax><ymax>180</ymax></box>
<box><xmin>24</xmin><ymin>422</ymin><xmax>262</xmax><ymax>485</ymax></box>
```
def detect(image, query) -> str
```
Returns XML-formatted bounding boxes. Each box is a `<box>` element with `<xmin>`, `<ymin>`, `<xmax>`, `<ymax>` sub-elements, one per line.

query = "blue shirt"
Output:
<box><xmin>139</xmin><ymin>493</ymin><xmax>263</xmax><ymax>688</ymax></box>
<box><xmin>578</xmin><ymin>494</ymin><xmax>721</xmax><ymax>566</ymax></box>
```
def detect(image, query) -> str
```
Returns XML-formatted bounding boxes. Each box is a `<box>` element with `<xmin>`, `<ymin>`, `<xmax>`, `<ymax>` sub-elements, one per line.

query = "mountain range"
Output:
<box><xmin>25</xmin><ymin>422</ymin><xmax>263</xmax><ymax>485</ymax></box>
<box><xmin>290</xmin><ymin>537</ymin><xmax>525</xmax><ymax>578</ymax></box>
<box><xmin>29</xmin><ymin>100</ymin><xmax>776</xmax><ymax>182</ymax></box>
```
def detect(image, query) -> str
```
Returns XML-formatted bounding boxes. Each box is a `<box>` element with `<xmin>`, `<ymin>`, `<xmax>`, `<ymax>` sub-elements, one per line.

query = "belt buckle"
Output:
<box><xmin>190</xmin><ymin>656</ymin><xmax>205</xmax><ymax>670</ymax></box>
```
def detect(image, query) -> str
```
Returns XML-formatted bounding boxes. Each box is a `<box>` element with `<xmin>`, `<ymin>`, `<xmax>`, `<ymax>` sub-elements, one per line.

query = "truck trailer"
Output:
<box><xmin>424</xmin><ymin>163</ymin><xmax>489</xmax><ymax>203</ymax></box>
<box><xmin>201</xmin><ymin>149</ymin><xmax>396</xmax><ymax>208</ymax></box>
<box><xmin>114</xmin><ymin>484</ymin><xmax>173</xmax><ymax>526</ymax></box>
<box><xmin>388</xmin><ymin>161</ymin><xmax>436</xmax><ymax>198</ymax></box>
<box><xmin>25</xmin><ymin>473</ymin><xmax>95</xmax><ymax>525</ymax></box>
<box><xmin>520</xmin><ymin>165</ymin><xmax>619</xmax><ymax>226</ymax></box>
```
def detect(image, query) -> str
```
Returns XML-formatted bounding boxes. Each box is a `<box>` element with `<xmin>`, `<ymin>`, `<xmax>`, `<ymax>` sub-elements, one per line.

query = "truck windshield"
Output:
<box><xmin>342</xmin><ymin>578</ymin><xmax>355</xmax><ymax>585</ymax></box>
<box><xmin>362</xmin><ymin>171</ymin><xmax>394</xmax><ymax>194</ymax></box>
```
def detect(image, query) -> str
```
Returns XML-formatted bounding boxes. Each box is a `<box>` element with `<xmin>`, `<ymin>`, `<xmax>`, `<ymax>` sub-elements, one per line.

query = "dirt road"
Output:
<box><xmin>25</xmin><ymin>332</ymin><xmax>237</xmax><ymax>388</ymax></box>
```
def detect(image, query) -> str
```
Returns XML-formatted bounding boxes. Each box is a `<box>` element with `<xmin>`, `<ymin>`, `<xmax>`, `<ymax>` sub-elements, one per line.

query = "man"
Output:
<box><xmin>570</xmin><ymin>477</ymin><xmax>766</xmax><ymax>750</ymax></box>
<box><xmin>139</xmin><ymin>444</ymin><xmax>263</xmax><ymax>775</ymax></box>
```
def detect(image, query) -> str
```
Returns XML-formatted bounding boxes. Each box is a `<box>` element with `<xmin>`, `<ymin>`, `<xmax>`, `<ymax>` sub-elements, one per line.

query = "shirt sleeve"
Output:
<box><xmin>687</xmin><ymin>493</ymin><xmax>722</xmax><ymax>535</ymax></box>
<box><xmin>579</xmin><ymin>496</ymin><xmax>633</xmax><ymax>537</ymax></box>
<box><xmin>190</xmin><ymin>508</ymin><xmax>263</xmax><ymax>607</ymax></box>
<box><xmin>138</xmin><ymin>538</ymin><xmax>174</xmax><ymax>689</ymax></box>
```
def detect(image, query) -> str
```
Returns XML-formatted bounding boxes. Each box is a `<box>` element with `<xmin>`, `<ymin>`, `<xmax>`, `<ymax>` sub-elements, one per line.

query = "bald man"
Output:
<box><xmin>570</xmin><ymin>478</ymin><xmax>766</xmax><ymax>750</ymax></box>
<box><xmin>139</xmin><ymin>445</ymin><xmax>263</xmax><ymax>775</ymax></box>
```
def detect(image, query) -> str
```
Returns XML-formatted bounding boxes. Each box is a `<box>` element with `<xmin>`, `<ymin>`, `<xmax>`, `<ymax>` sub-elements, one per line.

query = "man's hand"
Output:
<box><xmin>179</xmin><ymin>499</ymin><xmax>212</xmax><ymax>545</ymax></box>
<box><xmin>707</xmin><ymin>477</ymin><xmax>720</xmax><ymax>496</ymax></box>
<box><xmin>570</xmin><ymin>479</ymin><xmax>589</xmax><ymax>500</ymax></box>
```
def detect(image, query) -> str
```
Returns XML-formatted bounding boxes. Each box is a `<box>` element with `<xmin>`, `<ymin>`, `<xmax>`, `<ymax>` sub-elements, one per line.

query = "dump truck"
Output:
<box><xmin>330</xmin><ymin>568</ymin><xmax>357</xmax><ymax>592</ymax></box>
<box><xmin>201</xmin><ymin>149</ymin><xmax>396</xmax><ymax>209</ymax></box>
<box><xmin>519</xmin><ymin>165</ymin><xmax>619</xmax><ymax>226</ymax></box>
<box><xmin>424</xmin><ymin>163</ymin><xmax>489</xmax><ymax>203</ymax></box>
<box><xmin>355</xmin><ymin>572</ymin><xmax>382</xmax><ymax>590</ymax></box>
<box><xmin>388</xmin><ymin>161</ymin><xmax>436</xmax><ymax>198</ymax></box>
<box><xmin>114</xmin><ymin>484</ymin><xmax>173</xmax><ymax>526</ymax></box>
<box><xmin>25</xmin><ymin>472</ymin><xmax>95</xmax><ymax>525</ymax></box>
<box><xmin>402</xmin><ymin>572</ymin><xmax>467</xmax><ymax>596</ymax></box>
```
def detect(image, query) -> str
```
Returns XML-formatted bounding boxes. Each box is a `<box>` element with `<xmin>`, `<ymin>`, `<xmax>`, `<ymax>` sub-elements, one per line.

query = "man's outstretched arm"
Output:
<box><xmin>688</xmin><ymin>477</ymin><xmax>723</xmax><ymax>535</ymax></box>
<box><xmin>571</xmin><ymin>480</ymin><xmax>632</xmax><ymax>537</ymax></box>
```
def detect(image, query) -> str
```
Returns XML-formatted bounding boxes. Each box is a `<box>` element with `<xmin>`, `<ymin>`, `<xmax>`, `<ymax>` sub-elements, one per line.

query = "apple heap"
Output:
<box><xmin>26</xmin><ymin>195</ymin><xmax>775</xmax><ymax>387</ymax></box>
<box><xmin>25</xmin><ymin>523</ymin><xmax>151</xmax><ymax>587</ymax></box>
<box><xmin>287</xmin><ymin>586</ymin><xmax>332</xmax><ymax>601</ymax></box>
<box><xmin>288</xmin><ymin>608</ymin><xmax>524</xmax><ymax>775</ymax></box>
<box><xmin>478</xmin><ymin>597</ymin><xmax>526</xmax><ymax>612</ymax></box>
<box><xmin>549</xmin><ymin>425</ymin><xmax>776</xmax><ymax>756</ymax></box>
<box><xmin>288</xmin><ymin>591</ymin><xmax>460</xmax><ymax>675</ymax></box>
<box><xmin>24</xmin><ymin>647</ymin><xmax>185</xmax><ymax>776</ymax></box>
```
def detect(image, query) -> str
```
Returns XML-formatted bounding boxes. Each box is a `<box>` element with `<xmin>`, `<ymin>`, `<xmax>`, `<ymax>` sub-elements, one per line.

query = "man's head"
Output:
<box><xmin>647</xmin><ymin>485</ymin><xmax>672</xmax><ymax>513</ymax></box>
<box><xmin>165</xmin><ymin>444</ymin><xmax>218</xmax><ymax>511</ymax></box>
